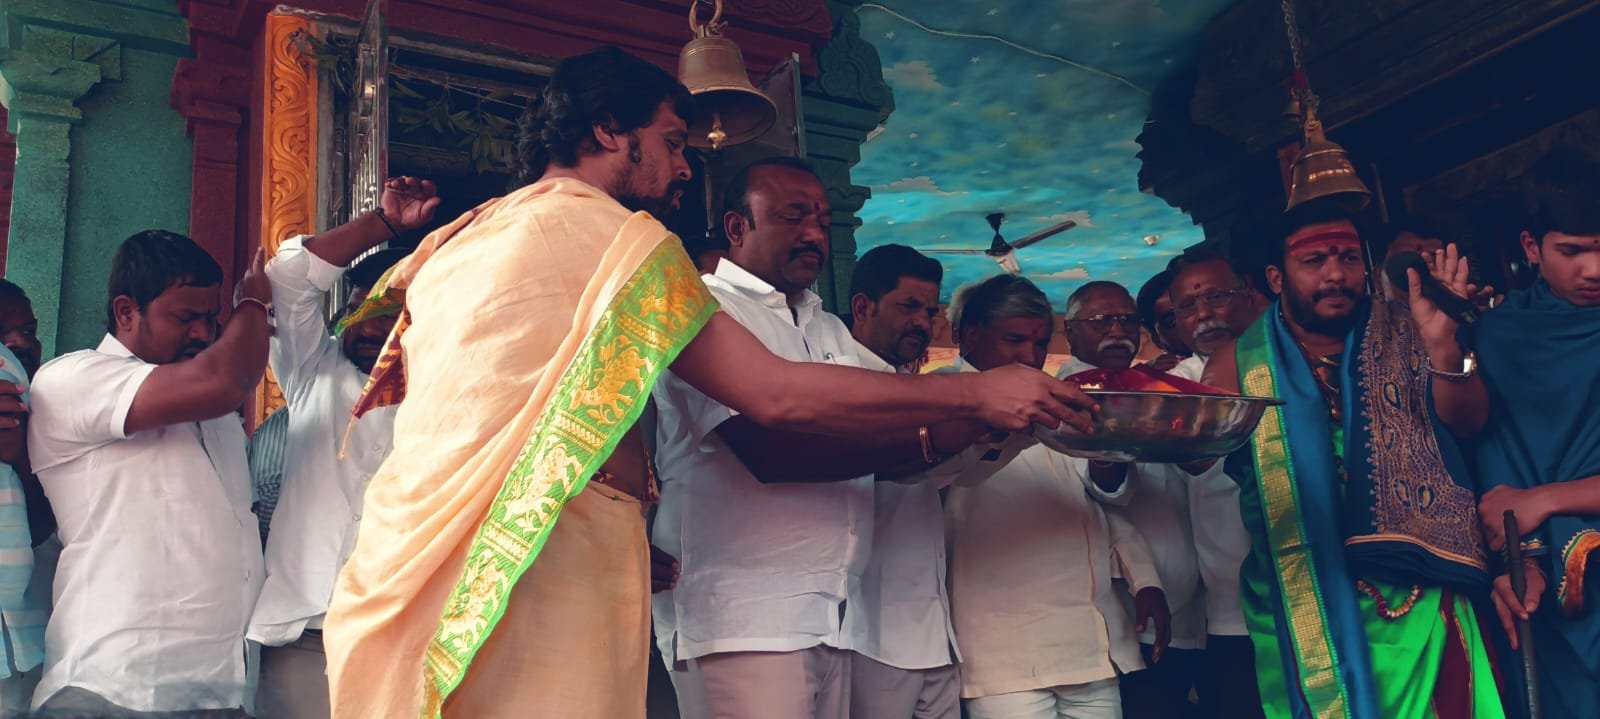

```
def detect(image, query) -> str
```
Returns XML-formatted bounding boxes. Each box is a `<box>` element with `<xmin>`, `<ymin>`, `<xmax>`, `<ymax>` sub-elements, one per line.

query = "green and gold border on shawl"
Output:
<box><xmin>1238</xmin><ymin>323</ymin><xmax>1351</xmax><ymax>719</ymax></box>
<box><xmin>418</xmin><ymin>238</ymin><xmax>718</xmax><ymax>717</ymax></box>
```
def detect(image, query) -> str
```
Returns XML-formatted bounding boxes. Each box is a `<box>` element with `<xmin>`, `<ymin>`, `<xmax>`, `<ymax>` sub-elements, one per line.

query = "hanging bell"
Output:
<box><xmin>1286</xmin><ymin>106</ymin><xmax>1371</xmax><ymax>213</ymax></box>
<box><xmin>678</xmin><ymin>1</ymin><xmax>776</xmax><ymax>150</ymax></box>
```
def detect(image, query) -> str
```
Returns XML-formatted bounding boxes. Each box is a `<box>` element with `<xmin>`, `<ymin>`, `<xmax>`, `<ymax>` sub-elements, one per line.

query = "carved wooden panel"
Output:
<box><xmin>253</xmin><ymin>12</ymin><xmax>321</xmax><ymax>425</ymax></box>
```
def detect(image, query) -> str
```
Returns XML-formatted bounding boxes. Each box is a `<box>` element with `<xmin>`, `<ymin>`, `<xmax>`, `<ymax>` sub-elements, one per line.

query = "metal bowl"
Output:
<box><xmin>1034</xmin><ymin>390</ymin><xmax>1284</xmax><ymax>464</ymax></box>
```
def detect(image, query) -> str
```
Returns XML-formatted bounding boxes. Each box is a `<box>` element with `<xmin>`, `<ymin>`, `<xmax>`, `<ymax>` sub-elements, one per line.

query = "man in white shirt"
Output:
<box><xmin>945</xmin><ymin>274</ymin><xmax>1168</xmax><ymax>719</ymax></box>
<box><xmin>848</xmin><ymin>245</ymin><xmax>1028</xmax><ymax>719</ymax></box>
<box><xmin>27</xmin><ymin>230</ymin><xmax>273</xmax><ymax>717</ymax></box>
<box><xmin>1057</xmin><ymin>280</ymin><xmax>1203</xmax><ymax>719</ymax></box>
<box><xmin>1165</xmin><ymin>250</ymin><xmax>1266</xmax><ymax>719</ymax></box>
<box><xmin>653</xmin><ymin>159</ymin><xmax>1001</xmax><ymax>719</ymax></box>
<box><xmin>250</xmin><ymin>177</ymin><xmax>439</xmax><ymax>719</ymax></box>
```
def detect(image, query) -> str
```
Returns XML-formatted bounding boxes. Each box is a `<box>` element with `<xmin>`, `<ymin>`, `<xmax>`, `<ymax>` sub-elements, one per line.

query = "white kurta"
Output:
<box><xmin>28</xmin><ymin>336</ymin><xmax>263</xmax><ymax>713</ymax></box>
<box><xmin>945</xmin><ymin>441</ymin><xmax>1159</xmax><ymax>699</ymax></box>
<box><xmin>1170</xmin><ymin>354</ymin><xmax>1251</xmax><ymax>636</ymax></box>
<box><xmin>850</xmin><ymin>354</ymin><xmax>1034</xmax><ymax>671</ymax></box>
<box><xmin>652</xmin><ymin>260</ymin><xmax>874</xmax><ymax>664</ymax></box>
<box><xmin>1059</xmin><ymin>357</ymin><xmax>1206</xmax><ymax>649</ymax></box>
<box><xmin>249</xmin><ymin>235</ymin><xmax>397</xmax><ymax>646</ymax></box>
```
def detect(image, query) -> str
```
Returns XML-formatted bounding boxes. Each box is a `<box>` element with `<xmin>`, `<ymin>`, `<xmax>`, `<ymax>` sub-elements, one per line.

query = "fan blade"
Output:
<box><xmin>1008</xmin><ymin>220</ymin><xmax>1077</xmax><ymax>250</ymax></box>
<box><xmin>920</xmin><ymin>249</ymin><xmax>989</xmax><ymax>255</ymax></box>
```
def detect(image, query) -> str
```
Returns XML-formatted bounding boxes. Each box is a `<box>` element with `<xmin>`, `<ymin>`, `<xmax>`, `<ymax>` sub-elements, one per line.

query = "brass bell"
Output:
<box><xmin>678</xmin><ymin>0</ymin><xmax>776</xmax><ymax>150</ymax></box>
<box><xmin>1286</xmin><ymin>105</ymin><xmax>1371</xmax><ymax>213</ymax></box>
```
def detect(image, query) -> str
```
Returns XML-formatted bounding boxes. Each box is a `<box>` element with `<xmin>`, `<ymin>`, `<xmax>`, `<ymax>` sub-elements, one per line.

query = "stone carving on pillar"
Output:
<box><xmin>0</xmin><ymin>46</ymin><xmax>103</xmax><ymax>359</ymax></box>
<box><xmin>249</xmin><ymin>13</ymin><xmax>321</xmax><ymax>424</ymax></box>
<box><xmin>801</xmin><ymin>0</ymin><xmax>893</xmax><ymax>311</ymax></box>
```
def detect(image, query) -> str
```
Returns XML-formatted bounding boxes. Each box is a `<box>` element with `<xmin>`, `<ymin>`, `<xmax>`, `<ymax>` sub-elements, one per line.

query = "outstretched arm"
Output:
<box><xmin>302</xmin><ymin>177</ymin><xmax>439</xmax><ymax>267</ymax></box>
<box><xmin>715</xmin><ymin>416</ymin><xmax>992</xmax><ymax>484</ymax></box>
<box><xmin>671</xmin><ymin>312</ymin><xmax>1095</xmax><ymax>436</ymax></box>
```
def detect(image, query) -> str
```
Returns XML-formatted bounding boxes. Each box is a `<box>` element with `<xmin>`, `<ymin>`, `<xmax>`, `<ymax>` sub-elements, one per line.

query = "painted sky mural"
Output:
<box><xmin>851</xmin><ymin>0</ymin><xmax>1237</xmax><ymax>308</ymax></box>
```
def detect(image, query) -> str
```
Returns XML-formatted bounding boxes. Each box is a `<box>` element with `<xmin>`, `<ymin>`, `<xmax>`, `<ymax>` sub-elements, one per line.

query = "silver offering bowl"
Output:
<box><xmin>1034</xmin><ymin>390</ymin><xmax>1284</xmax><ymax>464</ymax></box>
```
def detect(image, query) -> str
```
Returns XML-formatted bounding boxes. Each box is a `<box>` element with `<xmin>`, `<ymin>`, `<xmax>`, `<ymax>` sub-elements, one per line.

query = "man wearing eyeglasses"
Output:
<box><xmin>1163</xmin><ymin>251</ymin><xmax>1267</xmax><ymax>719</ymax></box>
<box><xmin>1056</xmin><ymin>281</ymin><xmax>1192</xmax><ymax>719</ymax></box>
<box><xmin>1169</xmin><ymin>251</ymin><xmax>1261</xmax><ymax>364</ymax></box>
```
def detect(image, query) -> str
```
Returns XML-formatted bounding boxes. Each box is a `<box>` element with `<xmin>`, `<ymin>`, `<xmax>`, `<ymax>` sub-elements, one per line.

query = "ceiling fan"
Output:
<box><xmin>921</xmin><ymin>212</ymin><xmax>1077</xmax><ymax>275</ymax></box>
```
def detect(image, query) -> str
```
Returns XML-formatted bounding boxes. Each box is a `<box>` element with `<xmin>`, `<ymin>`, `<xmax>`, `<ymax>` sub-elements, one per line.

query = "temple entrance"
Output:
<box><xmin>303</xmin><ymin>0</ymin><xmax>805</xmax><ymax>278</ymax></box>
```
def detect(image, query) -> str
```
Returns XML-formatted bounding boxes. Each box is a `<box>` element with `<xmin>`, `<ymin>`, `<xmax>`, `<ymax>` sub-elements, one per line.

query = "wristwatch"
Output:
<box><xmin>1425</xmin><ymin>350</ymin><xmax>1476</xmax><ymax>381</ymax></box>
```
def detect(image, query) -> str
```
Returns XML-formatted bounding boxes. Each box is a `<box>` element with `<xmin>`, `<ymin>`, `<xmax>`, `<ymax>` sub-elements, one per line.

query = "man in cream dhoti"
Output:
<box><xmin>322</xmin><ymin>47</ymin><xmax>1093</xmax><ymax>719</ymax></box>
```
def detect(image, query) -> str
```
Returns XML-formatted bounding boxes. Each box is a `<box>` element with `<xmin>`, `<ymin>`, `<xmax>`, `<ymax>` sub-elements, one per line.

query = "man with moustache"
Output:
<box><xmin>846</xmin><ymin>245</ymin><xmax>1013</xmax><ymax>719</ymax></box>
<box><xmin>325</xmin><ymin>49</ymin><xmax>1089</xmax><ymax>719</ymax></box>
<box><xmin>653</xmin><ymin>161</ymin><xmax>1015</xmax><ymax>718</ymax></box>
<box><xmin>1472</xmin><ymin>149</ymin><xmax>1600</xmax><ymax>719</ymax></box>
<box><xmin>1201</xmin><ymin>206</ymin><xmax>1503</xmax><ymax>719</ymax></box>
<box><xmin>848</xmin><ymin>244</ymin><xmax>940</xmax><ymax>371</ymax></box>
<box><xmin>947</xmin><ymin>276</ymin><xmax>1167</xmax><ymax>719</ymax></box>
<box><xmin>1164</xmin><ymin>250</ymin><xmax>1265</xmax><ymax>719</ymax></box>
<box><xmin>249</xmin><ymin>177</ymin><xmax>439</xmax><ymax>719</ymax></box>
<box><xmin>27</xmin><ymin>231</ymin><xmax>272</xmax><ymax>717</ymax></box>
<box><xmin>1055</xmin><ymin>281</ymin><xmax>1196</xmax><ymax>719</ymax></box>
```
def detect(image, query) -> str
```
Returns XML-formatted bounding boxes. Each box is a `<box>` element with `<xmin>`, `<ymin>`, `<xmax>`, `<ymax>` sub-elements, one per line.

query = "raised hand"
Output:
<box><xmin>236</xmin><ymin>247</ymin><xmax>272</xmax><ymax>308</ymax></box>
<box><xmin>1408</xmin><ymin>243</ymin><xmax>1472</xmax><ymax>348</ymax></box>
<box><xmin>380</xmin><ymin>177</ymin><xmax>441</xmax><ymax>232</ymax></box>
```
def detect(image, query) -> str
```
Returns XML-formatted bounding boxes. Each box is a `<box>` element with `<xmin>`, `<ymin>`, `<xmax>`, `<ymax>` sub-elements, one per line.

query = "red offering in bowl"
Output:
<box><xmin>1064</xmin><ymin>365</ymin><xmax>1237</xmax><ymax>396</ymax></box>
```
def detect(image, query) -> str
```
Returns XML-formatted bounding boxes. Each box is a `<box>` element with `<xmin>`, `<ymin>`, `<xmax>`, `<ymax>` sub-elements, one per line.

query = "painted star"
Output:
<box><xmin>909</xmin><ymin>132</ymin><xmax>920</xmax><ymax>139</ymax></box>
<box><xmin>970</xmin><ymin>56</ymin><xmax>982</xmax><ymax>64</ymax></box>
<box><xmin>885</xmin><ymin>31</ymin><xmax>896</xmax><ymax>39</ymax></box>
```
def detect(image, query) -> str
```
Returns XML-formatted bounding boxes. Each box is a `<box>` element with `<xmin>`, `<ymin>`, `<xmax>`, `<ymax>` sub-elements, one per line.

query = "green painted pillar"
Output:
<box><xmin>803</xmin><ymin>0</ymin><xmax>895</xmax><ymax>313</ymax></box>
<box><xmin>0</xmin><ymin>0</ymin><xmax>191</xmax><ymax>358</ymax></box>
<box><xmin>0</xmin><ymin>52</ymin><xmax>100</xmax><ymax>360</ymax></box>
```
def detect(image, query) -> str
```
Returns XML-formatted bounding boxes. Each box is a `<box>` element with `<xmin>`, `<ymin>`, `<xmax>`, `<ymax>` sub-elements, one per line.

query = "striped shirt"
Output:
<box><xmin>249</xmin><ymin>408</ymin><xmax>290</xmax><ymax>543</ymax></box>
<box><xmin>0</xmin><ymin>344</ymin><xmax>44</xmax><ymax>677</ymax></box>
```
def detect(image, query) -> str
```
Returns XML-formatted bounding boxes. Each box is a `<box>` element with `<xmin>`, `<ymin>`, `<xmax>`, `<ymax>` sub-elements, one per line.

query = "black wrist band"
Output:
<box><xmin>373</xmin><ymin>207</ymin><xmax>403</xmax><ymax>239</ymax></box>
